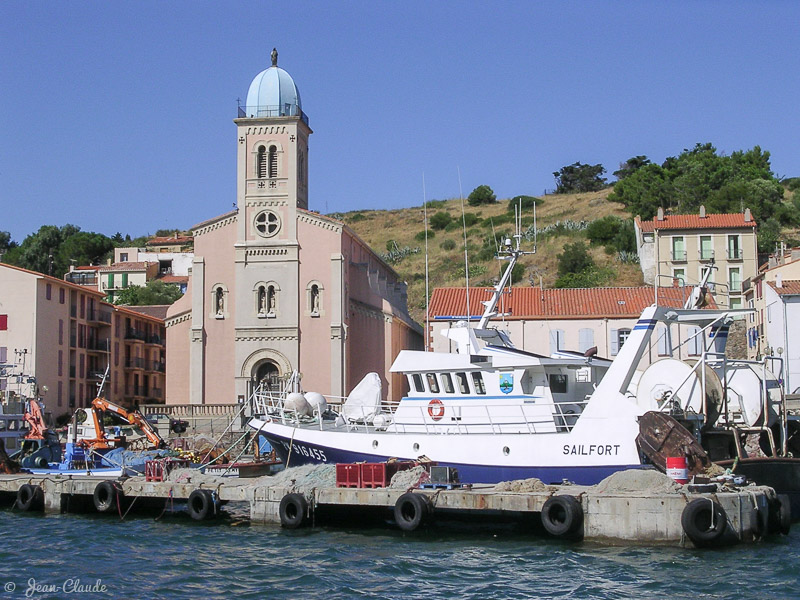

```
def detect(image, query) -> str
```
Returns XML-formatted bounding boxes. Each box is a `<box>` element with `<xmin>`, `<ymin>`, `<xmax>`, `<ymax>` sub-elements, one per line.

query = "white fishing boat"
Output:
<box><xmin>247</xmin><ymin>220</ymin><xmax>783</xmax><ymax>486</ymax></box>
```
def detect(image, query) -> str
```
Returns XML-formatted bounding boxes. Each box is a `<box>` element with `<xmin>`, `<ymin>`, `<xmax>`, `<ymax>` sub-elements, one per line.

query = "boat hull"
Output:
<box><xmin>250</xmin><ymin>418</ymin><xmax>645</xmax><ymax>486</ymax></box>
<box><xmin>717</xmin><ymin>457</ymin><xmax>800</xmax><ymax>520</ymax></box>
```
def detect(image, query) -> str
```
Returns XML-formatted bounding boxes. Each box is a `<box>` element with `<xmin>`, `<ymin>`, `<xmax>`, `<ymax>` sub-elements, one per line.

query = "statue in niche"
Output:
<box><xmin>215</xmin><ymin>287</ymin><xmax>224</xmax><ymax>316</ymax></box>
<box><xmin>258</xmin><ymin>286</ymin><xmax>266</xmax><ymax>315</ymax></box>
<box><xmin>267</xmin><ymin>286</ymin><xmax>276</xmax><ymax>315</ymax></box>
<box><xmin>311</xmin><ymin>285</ymin><xmax>320</xmax><ymax>314</ymax></box>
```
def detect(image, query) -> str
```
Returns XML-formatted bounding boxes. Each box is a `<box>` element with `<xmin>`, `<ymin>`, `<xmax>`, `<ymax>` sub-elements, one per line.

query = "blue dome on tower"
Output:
<box><xmin>243</xmin><ymin>48</ymin><xmax>303</xmax><ymax>119</ymax></box>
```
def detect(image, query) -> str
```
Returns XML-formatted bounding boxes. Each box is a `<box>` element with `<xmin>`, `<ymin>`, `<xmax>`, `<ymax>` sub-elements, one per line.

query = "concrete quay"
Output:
<box><xmin>0</xmin><ymin>468</ymin><xmax>791</xmax><ymax>548</ymax></box>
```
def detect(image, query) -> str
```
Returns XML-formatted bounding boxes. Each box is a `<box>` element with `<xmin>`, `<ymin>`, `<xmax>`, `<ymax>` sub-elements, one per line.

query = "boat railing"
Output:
<box><xmin>253</xmin><ymin>391</ymin><xmax>589</xmax><ymax>434</ymax></box>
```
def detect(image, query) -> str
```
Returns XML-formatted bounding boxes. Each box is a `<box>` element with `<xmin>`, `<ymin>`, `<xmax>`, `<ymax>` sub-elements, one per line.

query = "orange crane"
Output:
<box><xmin>78</xmin><ymin>397</ymin><xmax>168</xmax><ymax>450</ymax></box>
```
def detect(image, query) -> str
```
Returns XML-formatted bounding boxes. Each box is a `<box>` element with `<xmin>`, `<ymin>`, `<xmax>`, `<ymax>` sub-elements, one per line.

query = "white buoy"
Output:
<box><xmin>284</xmin><ymin>392</ymin><xmax>311</xmax><ymax>417</ymax></box>
<box><xmin>304</xmin><ymin>392</ymin><xmax>328</xmax><ymax>415</ymax></box>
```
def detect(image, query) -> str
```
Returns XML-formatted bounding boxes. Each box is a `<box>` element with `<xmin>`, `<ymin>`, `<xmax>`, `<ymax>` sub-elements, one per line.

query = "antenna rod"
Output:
<box><xmin>422</xmin><ymin>173</ymin><xmax>430</xmax><ymax>351</ymax></box>
<box><xmin>458</xmin><ymin>167</ymin><xmax>470</xmax><ymax>323</ymax></box>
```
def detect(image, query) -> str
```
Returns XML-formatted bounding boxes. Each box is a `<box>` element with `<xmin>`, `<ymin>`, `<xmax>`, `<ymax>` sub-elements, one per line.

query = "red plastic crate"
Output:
<box><xmin>336</xmin><ymin>463</ymin><xmax>361</xmax><ymax>488</ymax></box>
<box><xmin>360</xmin><ymin>461</ymin><xmax>416</xmax><ymax>488</ymax></box>
<box><xmin>145</xmin><ymin>458</ymin><xmax>190</xmax><ymax>482</ymax></box>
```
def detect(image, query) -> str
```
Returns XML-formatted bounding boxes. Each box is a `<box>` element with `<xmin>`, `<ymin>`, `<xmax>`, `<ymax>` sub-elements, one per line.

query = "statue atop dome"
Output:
<box><xmin>271</xmin><ymin>48</ymin><xmax>278</xmax><ymax>67</ymax></box>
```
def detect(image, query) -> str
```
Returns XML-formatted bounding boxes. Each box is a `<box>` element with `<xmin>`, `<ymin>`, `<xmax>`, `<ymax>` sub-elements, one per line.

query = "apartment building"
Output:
<box><xmin>634</xmin><ymin>206</ymin><xmax>758</xmax><ymax>308</ymax></box>
<box><xmin>0</xmin><ymin>263</ymin><xmax>166</xmax><ymax>418</ymax></box>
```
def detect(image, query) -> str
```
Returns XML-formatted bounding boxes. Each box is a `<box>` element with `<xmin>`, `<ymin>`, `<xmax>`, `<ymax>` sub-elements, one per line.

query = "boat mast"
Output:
<box><xmin>477</xmin><ymin>202</ymin><xmax>534</xmax><ymax>330</ymax></box>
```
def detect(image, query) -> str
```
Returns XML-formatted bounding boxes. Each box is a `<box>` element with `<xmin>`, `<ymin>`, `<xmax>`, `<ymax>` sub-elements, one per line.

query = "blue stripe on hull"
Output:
<box><xmin>263</xmin><ymin>432</ymin><xmax>645</xmax><ymax>486</ymax></box>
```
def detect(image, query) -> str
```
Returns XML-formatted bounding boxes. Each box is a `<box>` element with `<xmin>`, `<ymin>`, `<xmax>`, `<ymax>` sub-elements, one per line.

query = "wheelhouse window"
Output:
<box><xmin>471</xmin><ymin>372</ymin><xmax>486</xmax><ymax>395</ymax></box>
<box><xmin>549</xmin><ymin>373</ymin><xmax>568</xmax><ymax>394</ymax></box>
<box><xmin>411</xmin><ymin>374</ymin><xmax>424</xmax><ymax>393</ymax></box>
<box><xmin>455</xmin><ymin>372</ymin><xmax>470</xmax><ymax>394</ymax></box>
<box><xmin>425</xmin><ymin>373</ymin><xmax>439</xmax><ymax>394</ymax></box>
<box><xmin>439</xmin><ymin>373</ymin><xmax>454</xmax><ymax>394</ymax></box>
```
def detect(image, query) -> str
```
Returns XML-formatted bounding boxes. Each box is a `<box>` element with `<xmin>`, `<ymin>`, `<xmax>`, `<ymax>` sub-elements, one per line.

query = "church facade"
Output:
<box><xmin>165</xmin><ymin>52</ymin><xmax>421</xmax><ymax>405</ymax></box>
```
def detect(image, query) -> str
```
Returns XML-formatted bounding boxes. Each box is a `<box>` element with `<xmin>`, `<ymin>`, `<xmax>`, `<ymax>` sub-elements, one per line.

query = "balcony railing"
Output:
<box><xmin>698</xmin><ymin>249</ymin><xmax>715</xmax><ymax>261</ymax></box>
<box><xmin>69</xmin><ymin>366</ymin><xmax>76</xmax><ymax>378</ymax></box>
<box><xmin>147</xmin><ymin>360</ymin><xmax>166</xmax><ymax>373</ymax></box>
<box><xmin>87</xmin><ymin>338</ymin><xmax>111</xmax><ymax>352</ymax></box>
<box><xmin>237</xmin><ymin>102</ymin><xmax>309</xmax><ymax>125</ymax></box>
<box><xmin>125</xmin><ymin>357</ymin><xmax>145</xmax><ymax>369</ymax></box>
<box><xmin>125</xmin><ymin>328</ymin><xmax>147</xmax><ymax>342</ymax></box>
<box><xmin>727</xmin><ymin>248</ymin><xmax>743</xmax><ymax>261</ymax></box>
<box><xmin>729</xmin><ymin>281</ymin><xmax>743</xmax><ymax>293</ymax></box>
<box><xmin>65</xmin><ymin>273</ymin><xmax>98</xmax><ymax>286</ymax></box>
<box><xmin>87</xmin><ymin>309</ymin><xmax>112</xmax><ymax>324</ymax></box>
<box><xmin>150</xmin><ymin>388</ymin><xmax>163</xmax><ymax>399</ymax></box>
<box><xmin>671</xmin><ymin>250</ymin><xmax>687</xmax><ymax>262</ymax></box>
<box><xmin>145</xmin><ymin>335</ymin><xmax>163</xmax><ymax>346</ymax></box>
<box><xmin>87</xmin><ymin>370</ymin><xmax>107</xmax><ymax>380</ymax></box>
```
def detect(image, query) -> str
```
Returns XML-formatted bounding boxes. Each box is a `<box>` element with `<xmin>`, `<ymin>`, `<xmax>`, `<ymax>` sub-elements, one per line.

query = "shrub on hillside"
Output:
<box><xmin>414</xmin><ymin>229</ymin><xmax>435</xmax><ymax>241</ymax></box>
<box><xmin>440</xmin><ymin>239</ymin><xmax>456</xmax><ymax>251</ymax></box>
<box><xmin>467</xmin><ymin>185</ymin><xmax>497</xmax><ymax>206</ymax></box>
<box><xmin>430</xmin><ymin>211</ymin><xmax>452</xmax><ymax>230</ymax></box>
<box><xmin>507</xmin><ymin>195</ymin><xmax>542</xmax><ymax>212</ymax></box>
<box><xmin>557</xmin><ymin>241</ymin><xmax>594</xmax><ymax>276</ymax></box>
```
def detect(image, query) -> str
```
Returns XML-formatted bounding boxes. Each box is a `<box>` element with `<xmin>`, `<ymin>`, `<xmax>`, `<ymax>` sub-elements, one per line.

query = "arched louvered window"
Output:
<box><xmin>268</xmin><ymin>145</ymin><xmax>278</xmax><ymax>178</ymax></box>
<box><xmin>257</xmin><ymin>146</ymin><xmax>267</xmax><ymax>178</ymax></box>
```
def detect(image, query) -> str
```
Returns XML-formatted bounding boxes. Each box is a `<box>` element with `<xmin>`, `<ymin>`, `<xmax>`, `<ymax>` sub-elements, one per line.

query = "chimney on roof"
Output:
<box><xmin>107</xmin><ymin>258</ymin><xmax>112</xmax><ymax>266</ymax></box>
<box><xmin>699</xmin><ymin>205</ymin><xmax>706</xmax><ymax>218</ymax></box>
<box><xmin>744</xmin><ymin>207</ymin><xmax>752</xmax><ymax>222</ymax></box>
<box><xmin>776</xmin><ymin>273</ymin><xmax>783</xmax><ymax>288</ymax></box>
<box><xmin>657</xmin><ymin>207</ymin><xmax>664</xmax><ymax>221</ymax></box>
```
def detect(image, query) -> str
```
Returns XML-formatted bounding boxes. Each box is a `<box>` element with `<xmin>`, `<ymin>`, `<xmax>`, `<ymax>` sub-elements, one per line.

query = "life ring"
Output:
<box><xmin>93</xmin><ymin>480</ymin><xmax>120</xmax><ymax>513</ymax></box>
<box><xmin>16</xmin><ymin>484</ymin><xmax>44</xmax><ymax>512</ymax></box>
<box><xmin>427</xmin><ymin>399</ymin><xmax>445</xmax><ymax>422</ymax></box>
<box><xmin>681</xmin><ymin>499</ymin><xmax>727</xmax><ymax>546</ymax></box>
<box><xmin>187</xmin><ymin>489</ymin><xmax>219</xmax><ymax>521</ymax></box>
<box><xmin>279</xmin><ymin>493</ymin><xmax>309</xmax><ymax>529</ymax></box>
<box><xmin>540</xmin><ymin>495</ymin><xmax>583</xmax><ymax>537</ymax></box>
<box><xmin>394</xmin><ymin>492</ymin><xmax>431</xmax><ymax>531</ymax></box>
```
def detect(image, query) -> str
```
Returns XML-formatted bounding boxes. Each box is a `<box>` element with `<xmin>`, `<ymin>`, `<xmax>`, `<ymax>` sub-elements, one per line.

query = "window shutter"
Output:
<box><xmin>549</xmin><ymin>330</ymin><xmax>563</xmax><ymax>355</ymax></box>
<box><xmin>610</xmin><ymin>328</ymin><xmax>619</xmax><ymax>355</ymax></box>
<box><xmin>0</xmin><ymin>347</ymin><xmax>6</xmax><ymax>363</ymax></box>
<box><xmin>656</xmin><ymin>327</ymin><xmax>667</xmax><ymax>355</ymax></box>
<box><xmin>579</xmin><ymin>328</ymin><xmax>594</xmax><ymax>353</ymax></box>
<box><xmin>0</xmin><ymin>315</ymin><xmax>7</xmax><ymax>331</ymax></box>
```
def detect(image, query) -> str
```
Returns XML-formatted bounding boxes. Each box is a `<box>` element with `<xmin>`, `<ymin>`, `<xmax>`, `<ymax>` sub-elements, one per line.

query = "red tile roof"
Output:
<box><xmin>0</xmin><ymin>262</ymin><xmax>106</xmax><ymax>297</ymax></box>
<box><xmin>99</xmin><ymin>261</ymin><xmax>153</xmax><ymax>272</ymax></box>
<box><xmin>429</xmin><ymin>286</ymin><xmax>702</xmax><ymax>320</ymax></box>
<box><xmin>145</xmin><ymin>235</ymin><xmax>193</xmax><ymax>246</ymax></box>
<box><xmin>122</xmin><ymin>305</ymin><xmax>171</xmax><ymax>320</ymax></box>
<box><xmin>767</xmin><ymin>280</ymin><xmax>800</xmax><ymax>296</ymax></box>
<box><xmin>158</xmin><ymin>275</ymin><xmax>189</xmax><ymax>284</ymax></box>
<box><xmin>637</xmin><ymin>212</ymin><xmax>756</xmax><ymax>232</ymax></box>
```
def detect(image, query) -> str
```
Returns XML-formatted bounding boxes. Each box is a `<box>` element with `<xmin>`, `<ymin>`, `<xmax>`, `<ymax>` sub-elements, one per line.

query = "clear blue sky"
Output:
<box><xmin>2</xmin><ymin>1</ymin><xmax>799</xmax><ymax>241</ymax></box>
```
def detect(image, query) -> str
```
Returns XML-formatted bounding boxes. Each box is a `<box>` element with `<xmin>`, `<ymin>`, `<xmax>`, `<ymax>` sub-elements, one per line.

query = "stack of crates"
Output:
<box><xmin>145</xmin><ymin>458</ymin><xmax>190</xmax><ymax>482</ymax></box>
<box><xmin>335</xmin><ymin>461</ymin><xmax>417</xmax><ymax>488</ymax></box>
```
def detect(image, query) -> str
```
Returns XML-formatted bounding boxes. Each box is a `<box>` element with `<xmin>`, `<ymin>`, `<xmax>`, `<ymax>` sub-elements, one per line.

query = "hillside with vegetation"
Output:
<box><xmin>333</xmin><ymin>189</ymin><xmax>644</xmax><ymax>324</ymax></box>
<box><xmin>336</xmin><ymin>143</ymin><xmax>800</xmax><ymax>325</ymax></box>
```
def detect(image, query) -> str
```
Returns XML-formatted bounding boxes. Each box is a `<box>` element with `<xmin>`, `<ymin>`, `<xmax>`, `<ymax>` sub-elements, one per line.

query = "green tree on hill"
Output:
<box><xmin>115</xmin><ymin>280</ymin><xmax>183</xmax><ymax>306</ymax></box>
<box><xmin>613</xmin><ymin>155</ymin><xmax>651</xmax><ymax>180</ymax></box>
<box><xmin>553</xmin><ymin>162</ymin><xmax>607</xmax><ymax>193</ymax></box>
<box><xmin>609</xmin><ymin>143</ymin><xmax>787</xmax><ymax>225</ymax></box>
<box><xmin>467</xmin><ymin>185</ymin><xmax>497</xmax><ymax>206</ymax></box>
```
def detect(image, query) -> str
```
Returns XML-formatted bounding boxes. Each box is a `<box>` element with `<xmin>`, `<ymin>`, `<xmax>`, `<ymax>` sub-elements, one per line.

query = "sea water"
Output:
<box><xmin>0</xmin><ymin>506</ymin><xmax>798</xmax><ymax>600</ymax></box>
